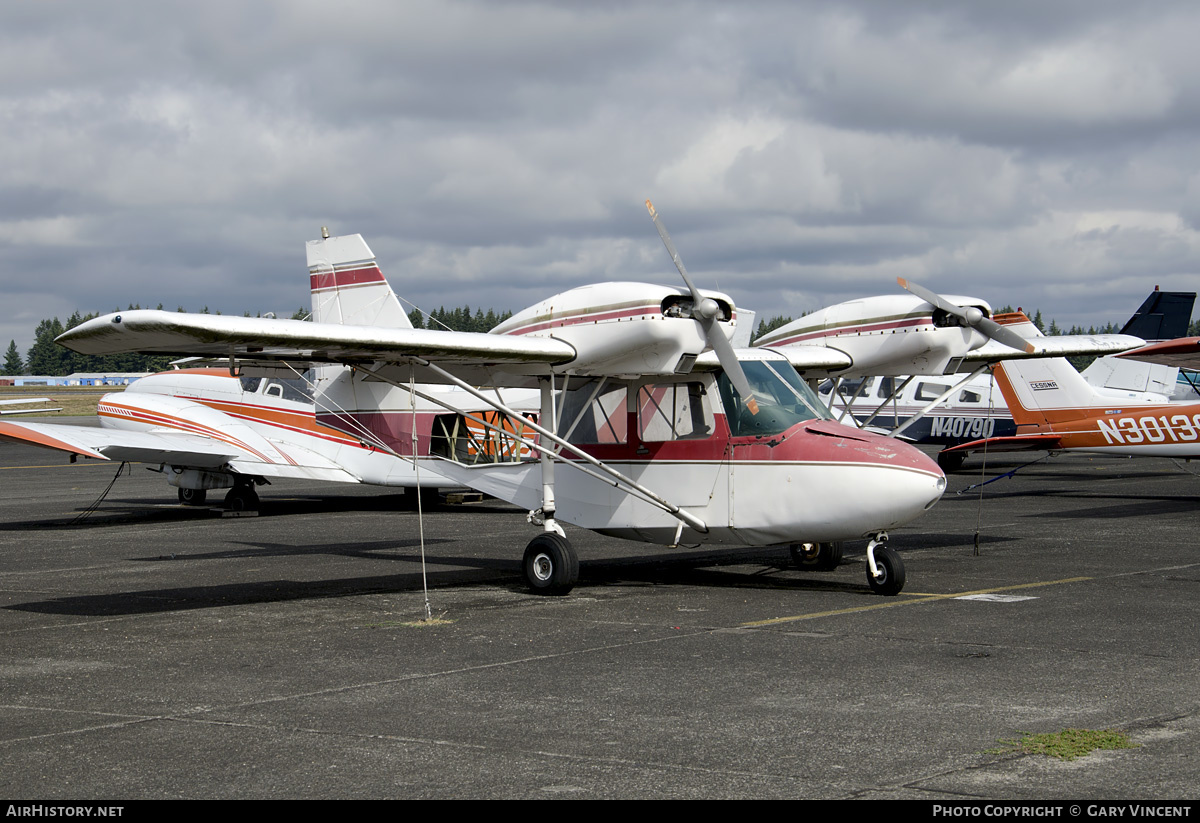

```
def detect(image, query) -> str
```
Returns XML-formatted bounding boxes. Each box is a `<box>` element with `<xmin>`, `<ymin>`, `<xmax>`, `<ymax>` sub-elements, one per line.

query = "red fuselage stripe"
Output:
<box><xmin>764</xmin><ymin>316</ymin><xmax>932</xmax><ymax>346</ymax></box>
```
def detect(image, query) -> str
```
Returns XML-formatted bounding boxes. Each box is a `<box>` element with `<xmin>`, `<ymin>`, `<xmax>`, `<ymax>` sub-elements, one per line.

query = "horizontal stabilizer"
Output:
<box><xmin>0</xmin><ymin>420</ymin><xmax>242</xmax><ymax>465</ymax></box>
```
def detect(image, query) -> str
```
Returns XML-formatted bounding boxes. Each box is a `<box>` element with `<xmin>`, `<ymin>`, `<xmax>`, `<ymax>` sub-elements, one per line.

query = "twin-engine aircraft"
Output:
<box><xmin>40</xmin><ymin>205</ymin><xmax>963</xmax><ymax>597</ymax></box>
<box><xmin>754</xmin><ymin>278</ymin><xmax>1142</xmax><ymax>458</ymax></box>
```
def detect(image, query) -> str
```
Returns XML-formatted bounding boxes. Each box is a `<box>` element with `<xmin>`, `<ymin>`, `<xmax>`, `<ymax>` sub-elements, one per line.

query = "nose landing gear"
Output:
<box><xmin>865</xmin><ymin>533</ymin><xmax>905</xmax><ymax>596</ymax></box>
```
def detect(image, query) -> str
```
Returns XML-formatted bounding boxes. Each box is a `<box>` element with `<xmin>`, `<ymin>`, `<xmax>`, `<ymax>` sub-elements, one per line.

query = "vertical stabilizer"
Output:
<box><xmin>307</xmin><ymin>233</ymin><xmax>413</xmax><ymax>329</ymax></box>
<box><xmin>1119</xmin><ymin>289</ymin><xmax>1195</xmax><ymax>341</ymax></box>
<box><xmin>995</xmin><ymin>355</ymin><xmax>1167</xmax><ymax>430</ymax></box>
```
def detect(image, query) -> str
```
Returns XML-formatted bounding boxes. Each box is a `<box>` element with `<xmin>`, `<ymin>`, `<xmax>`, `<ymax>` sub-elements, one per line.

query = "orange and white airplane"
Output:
<box><xmin>939</xmin><ymin>312</ymin><xmax>1200</xmax><ymax>462</ymax></box>
<box><xmin>0</xmin><ymin>233</ymin><xmax>535</xmax><ymax>510</ymax></box>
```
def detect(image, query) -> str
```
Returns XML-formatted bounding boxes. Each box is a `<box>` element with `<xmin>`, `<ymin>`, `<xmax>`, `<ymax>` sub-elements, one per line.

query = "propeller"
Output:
<box><xmin>897</xmin><ymin>277</ymin><xmax>1034</xmax><ymax>354</ymax></box>
<box><xmin>646</xmin><ymin>200</ymin><xmax>759</xmax><ymax>415</ymax></box>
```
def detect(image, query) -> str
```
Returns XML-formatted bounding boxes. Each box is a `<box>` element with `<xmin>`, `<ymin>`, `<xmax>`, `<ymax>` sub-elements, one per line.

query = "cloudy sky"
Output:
<box><xmin>3</xmin><ymin>0</ymin><xmax>1200</xmax><ymax>354</ymax></box>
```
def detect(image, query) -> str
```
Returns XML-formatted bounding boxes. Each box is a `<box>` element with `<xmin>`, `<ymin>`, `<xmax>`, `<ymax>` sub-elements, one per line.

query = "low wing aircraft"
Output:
<box><xmin>51</xmin><ymin>204</ymin><xmax>955</xmax><ymax>597</ymax></box>
<box><xmin>0</xmin><ymin>234</ymin><xmax>538</xmax><ymax>510</ymax></box>
<box><xmin>939</xmin><ymin>312</ymin><xmax>1200</xmax><ymax>463</ymax></box>
<box><xmin>0</xmin><ymin>398</ymin><xmax>60</xmax><ymax>415</ymax></box>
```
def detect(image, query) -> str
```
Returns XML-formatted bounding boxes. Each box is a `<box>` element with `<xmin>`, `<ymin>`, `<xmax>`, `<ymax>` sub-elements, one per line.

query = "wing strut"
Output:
<box><xmin>354</xmin><ymin>361</ymin><xmax>710</xmax><ymax>534</ymax></box>
<box><xmin>887</xmin><ymin>366</ymin><xmax>989</xmax><ymax>439</ymax></box>
<box><xmin>858</xmin><ymin>377</ymin><xmax>915</xmax><ymax>430</ymax></box>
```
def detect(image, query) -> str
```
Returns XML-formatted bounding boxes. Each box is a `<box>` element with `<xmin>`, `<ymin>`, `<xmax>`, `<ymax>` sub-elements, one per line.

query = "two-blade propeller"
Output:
<box><xmin>646</xmin><ymin>200</ymin><xmax>759</xmax><ymax>415</ymax></box>
<box><xmin>897</xmin><ymin>277</ymin><xmax>1034</xmax><ymax>354</ymax></box>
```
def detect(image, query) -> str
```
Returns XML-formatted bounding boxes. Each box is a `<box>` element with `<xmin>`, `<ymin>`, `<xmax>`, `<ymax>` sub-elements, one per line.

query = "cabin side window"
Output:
<box><xmin>559</xmin><ymin>381</ymin><xmax>628</xmax><ymax>445</ymax></box>
<box><xmin>637</xmin><ymin>381</ymin><xmax>713</xmax><ymax>442</ymax></box>
<box><xmin>915</xmin><ymin>382</ymin><xmax>950</xmax><ymax>402</ymax></box>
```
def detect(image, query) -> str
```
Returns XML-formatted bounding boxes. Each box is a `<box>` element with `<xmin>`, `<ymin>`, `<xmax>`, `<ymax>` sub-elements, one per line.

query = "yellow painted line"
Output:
<box><xmin>741</xmin><ymin>576</ymin><xmax>1094</xmax><ymax>627</ymax></box>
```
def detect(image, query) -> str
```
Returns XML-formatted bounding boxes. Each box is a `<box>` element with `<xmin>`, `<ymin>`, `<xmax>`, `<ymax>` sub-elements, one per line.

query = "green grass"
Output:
<box><xmin>0</xmin><ymin>386</ymin><xmax>125</xmax><ymax>416</ymax></box>
<box><xmin>991</xmin><ymin>728</ymin><xmax>1138</xmax><ymax>761</ymax></box>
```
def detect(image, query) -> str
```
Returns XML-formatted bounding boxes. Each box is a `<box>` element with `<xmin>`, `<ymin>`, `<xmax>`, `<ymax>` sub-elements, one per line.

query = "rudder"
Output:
<box><xmin>307</xmin><ymin>232</ymin><xmax>414</xmax><ymax>328</ymax></box>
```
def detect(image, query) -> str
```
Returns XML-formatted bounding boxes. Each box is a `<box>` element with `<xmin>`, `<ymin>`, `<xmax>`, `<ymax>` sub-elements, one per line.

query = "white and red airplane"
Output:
<box><xmin>39</xmin><ymin>205</ymin><xmax>962</xmax><ymax>597</ymax></box>
<box><xmin>756</xmin><ymin>279</ymin><xmax>1145</xmax><ymax>458</ymax></box>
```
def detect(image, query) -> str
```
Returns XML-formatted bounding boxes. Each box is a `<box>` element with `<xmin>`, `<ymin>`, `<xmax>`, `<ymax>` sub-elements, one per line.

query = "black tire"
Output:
<box><xmin>789</xmin><ymin>541</ymin><xmax>843</xmax><ymax>571</ymax></box>
<box><xmin>937</xmin><ymin>450</ymin><xmax>967</xmax><ymax>473</ymax></box>
<box><xmin>178</xmin><ymin>488</ymin><xmax>207</xmax><ymax>506</ymax></box>
<box><xmin>867</xmin><ymin>545</ymin><xmax>906</xmax><ymax>596</ymax></box>
<box><xmin>224</xmin><ymin>486</ymin><xmax>259</xmax><ymax>512</ymax></box>
<box><xmin>522</xmin><ymin>533</ymin><xmax>579</xmax><ymax>596</ymax></box>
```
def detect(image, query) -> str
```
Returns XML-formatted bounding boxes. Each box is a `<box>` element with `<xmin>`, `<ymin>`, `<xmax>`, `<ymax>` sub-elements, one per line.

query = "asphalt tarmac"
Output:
<box><xmin>1</xmin><ymin>430</ymin><xmax>1199</xmax><ymax>799</ymax></box>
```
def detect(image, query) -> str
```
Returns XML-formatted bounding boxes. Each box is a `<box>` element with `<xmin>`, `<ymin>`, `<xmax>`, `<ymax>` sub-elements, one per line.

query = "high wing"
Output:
<box><xmin>954</xmin><ymin>333</ymin><xmax>1147</xmax><ymax>366</ymax></box>
<box><xmin>58</xmin><ymin>311</ymin><xmax>576</xmax><ymax>386</ymax></box>
<box><xmin>694</xmin><ymin>346</ymin><xmax>853</xmax><ymax>373</ymax></box>
<box><xmin>1115</xmin><ymin>337</ymin><xmax>1200</xmax><ymax>370</ymax></box>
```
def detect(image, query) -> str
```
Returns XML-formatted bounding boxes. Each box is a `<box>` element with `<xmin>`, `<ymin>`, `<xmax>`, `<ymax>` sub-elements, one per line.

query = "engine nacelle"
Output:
<box><xmin>755</xmin><ymin>293</ymin><xmax>992</xmax><ymax>376</ymax></box>
<box><xmin>492</xmin><ymin>282</ymin><xmax>739</xmax><ymax>377</ymax></box>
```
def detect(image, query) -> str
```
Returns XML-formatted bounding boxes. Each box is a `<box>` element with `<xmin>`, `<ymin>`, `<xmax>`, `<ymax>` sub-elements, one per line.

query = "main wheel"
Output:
<box><xmin>178</xmin><ymin>488</ymin><xmax>207</xmax><ymax>506</ymax></box>
<box><xmin>867</xmin><ymin>545</ymin><xmax>906</xmax><ymax>596</ymax></box>
<box><xmin>937</xmin><ymin>450</ymin><xmax>967</xmax><ymax>473</ymax></box>
<box><xmin>224</xmin><ymin>485</ymin><xmax>260</xmax><ymax>512</ymax></box>
<box><xmin>789</xmin><ymin>541</ymin><xmax>844</xmax><ymax>571</ymax></box>
<box><xmin>522</xmin><ymin>533</ymin><xmax>579</xmax><ymax>596</ymax></box>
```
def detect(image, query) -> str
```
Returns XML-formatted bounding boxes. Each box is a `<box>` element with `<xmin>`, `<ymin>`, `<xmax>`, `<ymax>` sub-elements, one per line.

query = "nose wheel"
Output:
<box><xmin>866</xmin><ymin>536</ymin><xmax>905</xmax><ymax>596</ymax></box>
<box><xmin>522</xmin><ymin>533</ymin><xmax>579</xmax><ymax>596</ymax></box>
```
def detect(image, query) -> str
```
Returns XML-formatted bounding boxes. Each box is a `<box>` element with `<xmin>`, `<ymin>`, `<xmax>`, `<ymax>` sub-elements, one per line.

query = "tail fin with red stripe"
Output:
<box><xmin>306</xmin><ymin>232</ymin><xmax>413</xmax><ymax>328</ymax></box>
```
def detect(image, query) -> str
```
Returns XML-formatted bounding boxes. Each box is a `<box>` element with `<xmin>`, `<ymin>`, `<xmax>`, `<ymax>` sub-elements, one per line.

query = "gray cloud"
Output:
<box><xmin>1</xmin><ymin>0</ymin><xmax>1198</xmax><ymax>356</ymax></box>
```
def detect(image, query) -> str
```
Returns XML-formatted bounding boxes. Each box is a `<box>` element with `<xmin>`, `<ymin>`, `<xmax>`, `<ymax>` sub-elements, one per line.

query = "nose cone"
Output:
<box><xmin>774</xmin><ymin>420</ymin><xmax>946</xmax><ymax>540</ymax></box>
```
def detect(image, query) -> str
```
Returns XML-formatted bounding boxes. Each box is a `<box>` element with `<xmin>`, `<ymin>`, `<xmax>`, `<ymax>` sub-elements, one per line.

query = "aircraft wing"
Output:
<box><xmin>0</xmin><ymin>420</ymin><xmax>361</xmax><ymax>483</ymax></box>
<box><xmin>1114</xmin><ymin>336</ymin><xmax>1200</xmax><ymax>369</ymax></box>
<box><xmin>939</xmin><ymin>433</ymin><xmax>1064</xmax><ymax>456</ymax></box>
<box><xmin>953</xmin><ymin>334</ymin><xmax>1145</xmax><ymax>368</ymax></box>
<box><xmin>57</xmin><ymin>311</ymin><xmax>577</xmax><ymax>385</ymax></box>
<box><xmin>693</xmin><ymin>346</ymin><xmax>854</xmax><ymax>374</ymax></box>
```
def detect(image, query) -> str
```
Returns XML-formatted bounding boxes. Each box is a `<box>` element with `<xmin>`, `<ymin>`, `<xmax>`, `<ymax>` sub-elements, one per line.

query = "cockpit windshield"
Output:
<box><xmin>717</xmin><ymin>357</ymin><xmax>831</xmax><ymax>437</ymax></box>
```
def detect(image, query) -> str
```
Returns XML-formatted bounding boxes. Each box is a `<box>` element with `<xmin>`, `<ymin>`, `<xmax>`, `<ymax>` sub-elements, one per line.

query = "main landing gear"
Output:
<box><xmin>791</xmin><ymin>535</ymin><xmax>905</xmax><ymax>596</ymax></box>
<box><xmin>177</xmin><ymin>488</ymin><xmax>207</xmax><ymax>506</ymax></box>
<box><xmin>522</xmin><ymin>532</ymin><xmax>579</xmax><ymax>596</ymax></box>
<box><xmin>936</xmin><ymin>450</ymin><xmax>967</xmax><ymax>473</ymax></box>
<box><xmin>789</xmin><ymin>541</ymin><xmax>844</xmax><ymax>571</ymax></box>
<box><xmin>223</xmin><ymin>478</ymin><xmax>261</xmax><ymax>513</ymax></box>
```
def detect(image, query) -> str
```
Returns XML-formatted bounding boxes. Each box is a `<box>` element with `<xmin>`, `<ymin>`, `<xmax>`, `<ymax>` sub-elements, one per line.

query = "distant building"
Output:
<box><xmin>4</xmin><ymin>373</ymin><xmax>148</xmax><ymax>387</ymax></box>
